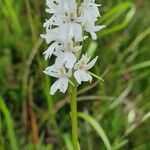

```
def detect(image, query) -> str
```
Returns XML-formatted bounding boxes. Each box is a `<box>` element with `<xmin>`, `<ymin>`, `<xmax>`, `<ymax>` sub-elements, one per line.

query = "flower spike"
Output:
<box><xmin>42</xmin><ymin>0</ymin><xmax>105</xmax><ymax>95</ymax></box>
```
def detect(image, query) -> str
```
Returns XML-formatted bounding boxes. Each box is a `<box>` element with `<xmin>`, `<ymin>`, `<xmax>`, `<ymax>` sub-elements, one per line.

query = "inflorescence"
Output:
<box><xmin>41</xmin><ymin>0</ymin><xmax>105</xmax><ymax>95</ymax></box>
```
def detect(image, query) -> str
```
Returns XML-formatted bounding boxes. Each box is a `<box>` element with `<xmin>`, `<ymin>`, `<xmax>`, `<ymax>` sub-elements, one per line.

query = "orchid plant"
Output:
<box><xmin>41</xmin><ymin>0</ymin><xmax>105</xmax><ymax>149</ymax></box>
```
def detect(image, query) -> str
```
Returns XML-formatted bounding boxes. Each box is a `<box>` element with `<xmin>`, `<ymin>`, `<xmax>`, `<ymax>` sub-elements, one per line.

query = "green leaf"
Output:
<box><xmin>2</xmin><ymin>0</ymin><xmax>22</xmax><ymax>34</ymax></box>
<box><xmin>63</xmin><ymin>134</ymin><xmax>73</xmax><ymax>150</ymax></box>
<box><xmin>120</xmin><ymin>60</ymin><xmax>150</xmax><ymax>75</ymax></box>
<box><xmin>87</xmin><ymin>41</ymin><xmax>98</xmax><ymax>57</ymax></box>
<box><xmin>78</xmin><ymin>112</ymin><xmax>112</xmax><ymax>150</ymax></box>
<box><xmin>0</xmin><ymin>97</ymin><xmax>18</xmax><ymax>150</ymax></box>
<box><xmin>113</xmin><ymin>139</ymin><xmax>128</xmax><ymax>150</ymax></box>
<box><xmin>97</xmin><ymin>2</ymin><xmax>136</xmax><ymax>37</ymax></box>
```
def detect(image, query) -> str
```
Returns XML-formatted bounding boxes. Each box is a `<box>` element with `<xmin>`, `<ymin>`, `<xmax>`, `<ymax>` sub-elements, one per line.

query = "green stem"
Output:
<box><xmin>70</xmin><ymin>86</ymin><xmax>78</xmax><ymax>150</ymax></box>
<box><xmin>77</xmin><ymin>0</ymin><xmax>81</xmax><ymax>5</ymax></box>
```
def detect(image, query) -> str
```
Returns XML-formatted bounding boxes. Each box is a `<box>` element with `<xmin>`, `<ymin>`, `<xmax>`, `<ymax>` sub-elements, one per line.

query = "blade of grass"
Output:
<box><xmin>0</xmin><ymin>115</ymin><xmax>5</xmax><ymax>150</ymax></box>
<box><xmin>97</xmin><ymin>2</ymin><xmax>135</xmax><ymax>37</ymax></box>
<box><xmin>63</xmin><ymin>134</ymin><xmax>73</xmax><ymax>150</ymax></box>
<box><xmin>120</xmin><ymin>60</ymin><xmax>150</xmax><ymax>75</ymax></box>
<box><xmin>78</xmin><ymin>112</ymin><xmax>112</xmax><ymax>150</ymax></box>
<box><xmin>123</xmin><ymin>27</ymin><xmax>150</xmax><ymax>60</ymax></box>
<box><xmin>113</xmin><ymin>139</ymin><xmax>128</xmax><ymax>150</ymax></box>
<box><xmin>0</xmin><ymin>97</ymin><xmax>18</xmax><ymax>150</ymax></box>
<box><xmin>2</xmin><ymin>0</ymin><xmax>22</xmax><ymax>34</ymax></box>
<box><xmin>87</xmin><ymin>41</ymin><xmax>97</xmax><ymax>57</ymax></box>
<box><xmin>125</xmin><ymin>112</ymin><xmax>150</xmax><ymax>136</ymax></box>
<box><xmin>97</xmin><ymin>2</ymin><xmax>133</xmax><ymax>24</ymax></box>
<box><xmin>110</xmin><ymin>83</ymin><xmax>132</xmax><ymax>109</ymax></box>
<box><xmin>43</xmin><ymin>61</ymin><xmax>53</xmax><ymax>111</ymax></box>
<box><xmin>131</xmin><ymin>71</ymin><xmax>150</xmax><ymax>83</ymax></box>
<box><xmin>25</xmin><ymin>0</ymin><xmax>37</xmax><ymax>42</ymax></box>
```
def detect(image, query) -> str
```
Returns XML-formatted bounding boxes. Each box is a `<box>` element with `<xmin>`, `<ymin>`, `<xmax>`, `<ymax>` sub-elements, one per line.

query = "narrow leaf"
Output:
<box><xmin>78</xmin><ymin>112</ymin><xmax>112</xmax><ymax>150</ymax></box>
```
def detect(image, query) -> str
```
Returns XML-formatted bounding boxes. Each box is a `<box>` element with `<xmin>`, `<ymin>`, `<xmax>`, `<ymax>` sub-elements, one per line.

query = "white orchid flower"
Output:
<box><xmin>80</xmin><ymin>0</ymin><xmax>101</xmax><ymax>23</ymax></box>
<box><xmin>43</xmin><ymin>42</ymin><xmax>62</xmax><ymax>60</ymax></box>
<box><xmin>46</xmin><ymin>0</ymin><xmax>77</xmax><ymax>16</ymax></box>
<box><xmin>60</xmin><ymin>22</ymin><xmax>83</xmax><ymax>42</ymax></box>
<box><xmin>55</xmin><ymin>52</ymin><xmax>76</xmax><ymax>69</ymax></box>
<box><xmin>45</xmin><ymin>0</ymin><xmax>59</xmax><ymax>14</ymax></box>
<box><xmin>55</xmin><ymin>40</ymin><xmax>82</xmax><ymax>69</ymax></box>
<box><xmin>44</xmin><ymin>0</ymin><xmax>83</xmax><ymax>41</ymax></box>
<box><xmin>74</xmin><ymin>54</ymin><xmax>98</xmax><ymax>84</ymax></box>
<box><xmin>43</xmin><ymin>65</ymin><xmax>72</xmax><ymax>95</ymax></box>
<box><xmin>41</xmin><ymin>28</ymin><xmax>59</xmax><ymax>44</ymax></box>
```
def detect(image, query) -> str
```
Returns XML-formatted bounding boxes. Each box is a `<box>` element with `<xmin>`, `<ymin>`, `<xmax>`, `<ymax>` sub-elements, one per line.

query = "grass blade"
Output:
<box><xmin>113</xmin><ymin>139</ymin><xmax>128</xmax><ymax>150</ymax></box>
<box><xmin>0</xmin><ymin>97</ymin><xmax>18</xmax><ymax>150</ymax></box>
<box><xmin>97</xmin><ymin>2</ymin><xmax>135</xmax><ymax>37</ymax></box>
<box><xmin>78</xmin><ymin>112</ymin><xmax>112</xmax><ymax>150</ymax></box>
<box><xmin>63</xmin><ymin>134</ymin><xmax>73</xmax><ymax>150</ymax></box>
<box><xmin>120</xmin><ymin>60</ymin><xmax>150</xmax><ymax>75</ymax></box>
<box><xmin>2</xmin><ymin>0</ymin><xmax>22</xmax><ymax>34</ymax></box>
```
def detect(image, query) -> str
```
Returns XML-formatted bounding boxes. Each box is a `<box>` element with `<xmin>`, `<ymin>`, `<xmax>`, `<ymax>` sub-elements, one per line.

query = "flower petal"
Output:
<box><xmin>50</xmin><ymin>79</ymin><xmax>61</xmax><ymax>95</ymax></box>
<box><xmin>43</xmin><ymin>65</ymin><xmax>59</xmax><ymax>78</ymax></box>
<box><xmin>50</xmin><ymin>77</ymin><xmax>69</xmax><ymax>95</ymax></box>
<box><xmin>43</xmin><ymin>42</ymin><xmax>59</xmax><ymax>60</ymax></box>
<box><xmin>56</xmin><ymin>52</ymin><xmax>76</xmax><ymax>69</ymax></box>
<box><xmin>86</xmin><ymin>56</ymin><xmax>98</xmax><ymax>70</ymax></box>
<box><xmin>74</xmin><ymin>70</ymin><xmax>92</xmax><ymax>84</ymax></box>
<box><xmin>59</xmin><ymin>78</ymin><xmax>69</xmax><ymax>93</ymax></box>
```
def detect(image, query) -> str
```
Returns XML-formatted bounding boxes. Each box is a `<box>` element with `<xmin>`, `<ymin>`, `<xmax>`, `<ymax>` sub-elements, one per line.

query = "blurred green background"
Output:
<box><xmin>0</xmin><ymin>0</ymin><xmax>150</xmax><ymax>149</ymax></box>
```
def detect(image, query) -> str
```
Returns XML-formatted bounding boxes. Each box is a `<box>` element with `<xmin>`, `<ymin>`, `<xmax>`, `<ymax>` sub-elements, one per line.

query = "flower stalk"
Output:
<box><xmin>70</xmin><ymin>85</ymin><xmax>78</xmax><ymax>150</ymax></box>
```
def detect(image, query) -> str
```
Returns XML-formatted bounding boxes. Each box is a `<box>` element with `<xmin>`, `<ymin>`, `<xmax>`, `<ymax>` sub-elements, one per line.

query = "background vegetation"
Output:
<box><xmin>0</xmin><ymin>0</ymin><xmax>150</xmax><ymax>149</ymax></box>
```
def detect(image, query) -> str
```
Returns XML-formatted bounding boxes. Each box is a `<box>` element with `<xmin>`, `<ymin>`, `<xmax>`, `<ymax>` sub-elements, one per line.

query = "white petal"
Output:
<box><xmin>50</xmin><ymin>78</ymin><xmax>69</xmax><ymax>95</ymax></box>
<box><xmin>74</xmin><ymin>70</ymin><xmax>92</xmax><ymax>84</ymax></box>
<box><xmin>64</xmin><ymin>52</ymin><xmax>77</xmax><ymax>68</ymax></box>
<box><xmin>50</xmin><ymin>79</ymin><xmax>61</xmax><ymax>95</ymax></box>
<box><xmin>74</xmin><ymin>70</ymin><xmax>82</xmax><ymax>84</ymax></box>
<box><xmin>43</xmin><ymin>42</ymin><xmax>58</xmax><ymax>60</ymax></box>
<box><xmin>84</xmin><ymin>22</ymin><xmax>105</xmax><ymax>40</ymax></box>
<box><xmin>82</xmin><ymin>53</ymin><xmax>91</xmax><ymax>64</ymax></box>
<box><xmin>46</xmin><ymin>0</ymin><xmax>58</xmax><ymax>14</ymax></box>
<box><xmin>56</xmin><ymin>52</ymin><xmax>76</xmax><ymax>69</ymax></box>
<box><xmin>73</xmin><ymin>23</ymin><xmax>83</xmax><ymax>42</ymax></box>
<box><xmin>90</xmin><ymin>25</ymin><xmax>105</xmax><ymax>39</ymax></box>
<box><xmin>80</xmin><ymin>0</ymin><xmax>100</xmax><ymax>23</ymax></box>
<box><xmin>86</xmin><ymin>56</ymin><xmax>98</xmax><ymax>70</ymax></box>
<box><xmin>59</xmin><ymin>78</ymin><xmax>69</xmax><ymax>93</ymax></box>
<box><xmin>59</xmin><ymin>0</ymin><xmax>77</xmax><ymax>13</ymax></box>
<box><xmin>90</xmin><ymin>32</ymin><xmax>97</xmax><ymax>40</ymax></box>
<box><xmin>41</xmin><ymin>28</ymin><xmax>59</xmax><ymax>44</ymax></box>
<box><xmin>93</xmin><ymin>25</ymin><xmax>106</xmax><ymax>32</ymax></box>
<box><xmin>43</xmin><ymin>65</ymin><xmax>59</xmax><ymax>78</ymax></box>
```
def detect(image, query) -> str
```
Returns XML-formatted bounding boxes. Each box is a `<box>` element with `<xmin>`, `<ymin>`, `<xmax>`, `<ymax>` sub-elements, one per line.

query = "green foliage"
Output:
<box><xmin>0</xmin><ymin>0</ymin><xmax>150</xmax><ymax>149</ymax></box>
<box><xmin>78</xmin><ymin>112</ymin><xmax>112</xmax><ymax>150</ymax></box>
<box><xmin>0</xmin><ymin>97</ymin><xmax>18</xmax><ymax>150</ymax></box>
